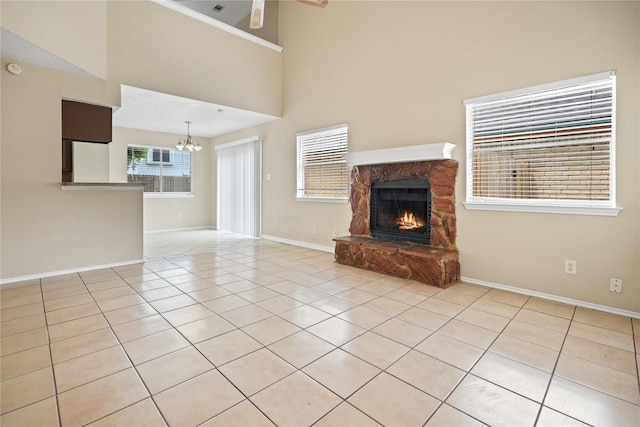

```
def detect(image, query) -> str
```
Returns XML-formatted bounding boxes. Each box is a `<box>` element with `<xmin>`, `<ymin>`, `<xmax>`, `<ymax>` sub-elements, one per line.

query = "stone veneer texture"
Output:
<box><xmin>348</xmin><ymin>160</ymin><xmax>458</xmax><ymax>250</ymax></box>
<box><xmin>335</xmin><ymin>159</ymin><xmax>460</xmax><ymax>287</ymax></box>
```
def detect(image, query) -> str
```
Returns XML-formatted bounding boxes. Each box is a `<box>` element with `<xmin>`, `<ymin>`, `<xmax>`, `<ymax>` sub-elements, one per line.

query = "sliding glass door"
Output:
<box><xmin>216</xmin><ymin>137</ymin><xmax>262</xmax><ymax>237</ymax></box>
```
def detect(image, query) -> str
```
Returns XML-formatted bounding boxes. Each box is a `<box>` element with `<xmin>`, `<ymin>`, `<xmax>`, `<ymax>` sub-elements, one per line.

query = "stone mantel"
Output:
<box><xmin>345</xmin><ymin>142</ymin><xmax>456</xmax><ymax>167</ymax></box>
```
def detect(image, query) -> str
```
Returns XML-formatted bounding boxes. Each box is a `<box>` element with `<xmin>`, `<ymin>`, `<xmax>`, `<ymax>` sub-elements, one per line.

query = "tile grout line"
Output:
<box><xmin>41</xmin><ymin>276</ymin><xmax>63</xmax><ymax>427</ymax></box>
<box><xmin>180</xmin><ymin>248</ymin><xmax>336</xmax><ymax>425</ymax></box>
<box><xmin>130</xmin><ymin>249</ymin><xmax>317</xmax><ymax>426</ymax></box>
<box><xmin>62</xmin><ymin>266</ymin><xmax>168</xmax><ymax>427</ymax></box>
<box><xmin>552</xmin><ymin>312</ymin><xmax>640</xmax><ymax>408</ymax></box>
<box><xmin>110</xmin><ymin>264</ymin><xmax>175</xmax><ymax>427</ymax></box>
<box><xmin>530</xmin><ymin>304</ymin><xmax>578</xmax><ymax>426</ymax></box>
<box><xmin>175</xmin><ymin>245</ymin><xmax>355</xmax><ymax>426</ymax></box>
<box><xmin>165</xmin><ymin>246</ymin><xmax>398</xmax><ymax>425</ymax></box>
<box><xmin>5</xmin><ymin>232</ymin><xmax>639</xmax><ymax>426</ymax></box>
<box><xmin>417</xmin><ymin>290</ymin><xmax>524</xmax><ymax>426</ymax></box>
<box><xmin>632</xmin><ymin>320</ymin><xmax>640</xmax><ymax>395</ymax></box>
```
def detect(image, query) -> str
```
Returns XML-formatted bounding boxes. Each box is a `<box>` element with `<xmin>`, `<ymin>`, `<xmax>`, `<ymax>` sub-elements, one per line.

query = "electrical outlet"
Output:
<box><xmin>332</xmin><ymin>229</ymin><xmax>338</xmax><ymax>237</ymax></box>
<box><xmin>178</xmin><ymin>214</ymin><xmax>183</xmax><ymax>221</ymax></box>
<box><xmin>609</xmin><ymin>278</ymin><xmax>623</xmax><ymax>293</ymax></box>
<box><xmin>312</xmin><ymin>225</ymin><xmax>317</xmax><ymax>234</ymax></box>
<box><xmin>565</xmin><ymin>260</ymin><xmax>577</xmax><ymax>275</ymax></box>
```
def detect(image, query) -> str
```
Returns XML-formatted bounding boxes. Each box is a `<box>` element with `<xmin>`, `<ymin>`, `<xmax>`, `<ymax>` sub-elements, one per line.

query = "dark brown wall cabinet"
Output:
<box><xmin>62</xmin><ymin>100</ymin><xmax>112</xmax><ymax>143</ymax></box>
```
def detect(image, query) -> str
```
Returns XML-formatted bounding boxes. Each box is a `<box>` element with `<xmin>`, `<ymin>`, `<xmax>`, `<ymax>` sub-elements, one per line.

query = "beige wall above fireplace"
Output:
<box><xmin>212</xmin><ymin>1</ymin><xmax>638</xmax><ymax>314</ymax></box>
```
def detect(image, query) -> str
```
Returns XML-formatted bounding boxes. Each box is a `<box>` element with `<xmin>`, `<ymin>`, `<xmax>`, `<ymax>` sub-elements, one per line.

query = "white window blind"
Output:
<box><xmin>216</xmin><ymin>137</ymin><xmax>262</xmax><ymax>238</ymax></box>
<box><xmin>296</xmin><ymin>123</ymin><xmax>349</xmax><ymax>201</ymax></box>
<box><xmin>464</xmin><ymin>71</ymin><xmax>619</xmax><ymax>215</ymax></box>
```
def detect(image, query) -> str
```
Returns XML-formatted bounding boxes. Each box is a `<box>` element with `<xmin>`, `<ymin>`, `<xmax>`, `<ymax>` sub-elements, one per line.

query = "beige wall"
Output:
<box><xmin>1</xmin><ymin>0</ymin><xmax>282</xmax><ymax>115</ymax></box>
<box><xmin>212</xmin><ymin>1</ymin><xmax>640</xmax><ymax>312</ymax></box>
<box><xmin>1</xmin><ymin>0</ymin><xmax>108</xmax><ymax>78</ymax></box>
<box><xmin>1</xmin><ymin>0</ymin><xmax>281</xmax><ymax>279</ymax></box>
<box><xmin>106</xmin><ymin>0</ymin><xmax>282</xmax><ymax>117</ymax></box>
<box><xmin>0</xmin><ymin>62</ymin><xmax>143</xmax><ymax>279</ymax></box>
<box><xmin>2</xmin><ymin>0</ymin><xmax>638</xmax><ymax>313</ymax></box>
<box><xmin>111</xmin><ymin>127</ymin><xmax>212</xmax><ymax>232</ymax></box>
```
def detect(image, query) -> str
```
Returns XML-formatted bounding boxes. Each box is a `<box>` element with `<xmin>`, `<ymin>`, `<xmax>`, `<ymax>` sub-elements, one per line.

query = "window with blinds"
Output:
<box><xmin>127</xmin><ymin>145</ymin><xmax>192</xmax><ymax>194</ymax></box>
<box><xmin>464</xmin><ymin>71</ymin><xmax>619</xmax><ymax>215</ymax></box>
<box><xmin>296</xmin><ymin>123</ymin><xmax>349</xmax><ymax>202</ymax></box>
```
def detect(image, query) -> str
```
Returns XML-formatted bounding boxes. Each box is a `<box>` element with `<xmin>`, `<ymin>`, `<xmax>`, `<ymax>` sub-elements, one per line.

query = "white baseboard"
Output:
<box><xmin>461</xmin><ymin>276</ymin><xmax>640</xmax><ymax>320</ymax></box>
<box><xmin>261</xmin><ymin>234</ymin><xmax>334</xmax><ymax>254</ymax></box>
<box><xmin>144</xmin><ymin>226</ymin><xmax>215</xmax><ymax>234</ymax></box>
<box><xmin>0</xmin><ymin>259</ymin><xmax>145</xmax><ymax>286</ymax></box>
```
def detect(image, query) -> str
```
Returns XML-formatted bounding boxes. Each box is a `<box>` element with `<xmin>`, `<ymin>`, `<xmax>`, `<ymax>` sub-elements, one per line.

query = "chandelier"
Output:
<box><xmin>176</xmin><ymin>121</ymin><xmax>202</xmax><ymax>152</ymax></box>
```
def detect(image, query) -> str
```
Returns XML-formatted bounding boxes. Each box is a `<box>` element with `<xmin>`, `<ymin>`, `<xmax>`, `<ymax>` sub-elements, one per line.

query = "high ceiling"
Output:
<box><xmin>0</xmin><ymin>2</ymin><xmax>279</xmax><ymax>139</ymax></box>
<box><xmin>114</xmin><ymin>85</ymin><xmax>278</xmax><ymax>138</ymax></box>
<box><xmin>171</xmin><ymin>0</ymin><xmax>253</xmax><ymax>27</ymax></box>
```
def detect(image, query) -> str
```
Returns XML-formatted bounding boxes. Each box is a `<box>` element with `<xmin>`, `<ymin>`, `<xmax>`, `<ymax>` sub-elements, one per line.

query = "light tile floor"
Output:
<box><xmin>1</xmin><ymin>229</ymin><xmax>639</xmax><ymax>426</ymax></box>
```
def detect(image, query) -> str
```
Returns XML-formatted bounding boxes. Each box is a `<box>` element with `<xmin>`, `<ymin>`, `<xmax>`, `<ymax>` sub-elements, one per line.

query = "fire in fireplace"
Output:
<box><xmin>369</xmin><ymin>178</ymin><xmax>431</xmax><ymax>245</ymax></box>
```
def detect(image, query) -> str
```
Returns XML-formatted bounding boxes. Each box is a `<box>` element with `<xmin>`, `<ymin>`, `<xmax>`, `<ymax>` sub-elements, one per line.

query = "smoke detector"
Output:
<box><xmin>6</xmin><ymin>63</ymin><xmax>22</xmax><ymax>75</ymax></box>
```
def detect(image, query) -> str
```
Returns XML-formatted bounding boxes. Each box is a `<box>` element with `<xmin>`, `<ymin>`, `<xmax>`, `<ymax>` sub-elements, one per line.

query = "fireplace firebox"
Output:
<box><xmin>370</xmin><ymin>179</ymin><xmax>431</xmax><ymax>245</ymax></box>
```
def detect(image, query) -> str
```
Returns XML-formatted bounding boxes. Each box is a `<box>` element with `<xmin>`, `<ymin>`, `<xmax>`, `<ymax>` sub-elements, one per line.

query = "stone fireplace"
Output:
<box><xmin>334</xmin><ymin>143</ymin><xmax>460</xmax><ymax>287</ymax></box>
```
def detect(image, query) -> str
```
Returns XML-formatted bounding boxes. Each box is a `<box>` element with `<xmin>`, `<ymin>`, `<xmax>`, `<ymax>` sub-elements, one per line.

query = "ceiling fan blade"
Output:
<box><xmin>251</xmin><ymin>0</ymin><xmax>326</xmax><ymax>31</ymax></box>
<box><xmin>250</xmin><ymin>0</ymin><xmax>265</xmax><ymax>29</ymax></box>
<box><xmin>296</xmin><ymin>0</ymin><xmax>328</xmax><ymax>8</ymax></box>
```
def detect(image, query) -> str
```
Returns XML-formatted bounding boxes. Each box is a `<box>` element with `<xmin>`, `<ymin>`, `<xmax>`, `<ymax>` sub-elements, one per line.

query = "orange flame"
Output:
<box><xmin>396</xmin><ymin>211</ymin><xmax>426</xmax><ymax>230</ymax></box>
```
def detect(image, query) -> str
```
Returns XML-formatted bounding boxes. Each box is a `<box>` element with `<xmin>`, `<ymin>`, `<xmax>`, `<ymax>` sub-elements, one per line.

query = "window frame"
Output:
<box><xmin>463</xmin><ymin>71</ymin><xmax>621</xmax><ymax>216</ymax></box>
<box><xmin>146</xmin><ymin>148</ymin><xmax>173</xmax><ymax>165</ymax></box>
<box><xmin>296</xmin><ymin>123</ymin><xmax>349</xmax><ymax>203</ymax></box>
<box><xmin>127</xmin><ymin>144</ymin><xmax>193</xmax><ymax>198</ymax></box>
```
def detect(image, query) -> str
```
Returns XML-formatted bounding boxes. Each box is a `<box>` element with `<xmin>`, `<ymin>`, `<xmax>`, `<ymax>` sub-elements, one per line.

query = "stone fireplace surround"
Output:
<box><xmin>334</xmin><ymin>143</ymin><xmax>460</xmax><ymax>287</ymax></box>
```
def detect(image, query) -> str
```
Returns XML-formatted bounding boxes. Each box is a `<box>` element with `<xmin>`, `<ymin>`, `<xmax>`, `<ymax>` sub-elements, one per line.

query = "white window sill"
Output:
<box><xmin>464</xmin><ymin>201</ymin><xmax>622</xmax><ymax>217</ymax></box>
<box><xmin>296</xmin><ymin>196</ymin><xmax>349</xmax><ymax>204</ymax></box>
<box><xmin>144</xmin><ymin>193</ymin><xmax>194</xmax><ymax>199</ymax></box>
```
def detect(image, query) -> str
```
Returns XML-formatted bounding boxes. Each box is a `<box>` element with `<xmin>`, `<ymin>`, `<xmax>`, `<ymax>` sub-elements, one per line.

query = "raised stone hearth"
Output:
<box><xmin>334</xmin><ymin>150</ymin><xmax>460</xmax><ymax>288</ymax></box>
<box><xmin>334</xmin><ymin>236</ymin><xmax>459</xmax><ymax>287</ymax></box>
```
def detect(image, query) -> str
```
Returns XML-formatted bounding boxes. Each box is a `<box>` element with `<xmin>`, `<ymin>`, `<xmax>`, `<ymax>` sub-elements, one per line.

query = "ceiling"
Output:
<box><xmin>1</xmin><ymin>23</ymin><xmax>279</xmax><ymax>139</ymax></box>
<box><xmin>0</xmin><ymin>27</ymin><xmax>96</xmax><ymax>79</ymax></box>
<box><xmin>171</xmin><ymin>0</ymin><xmax>253</xmax><ymax>27</ymax></box>
<box><xmin>114</xmin><ymin>85</ymin><xmax>279</xmax><ymax>138</ymax></box>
